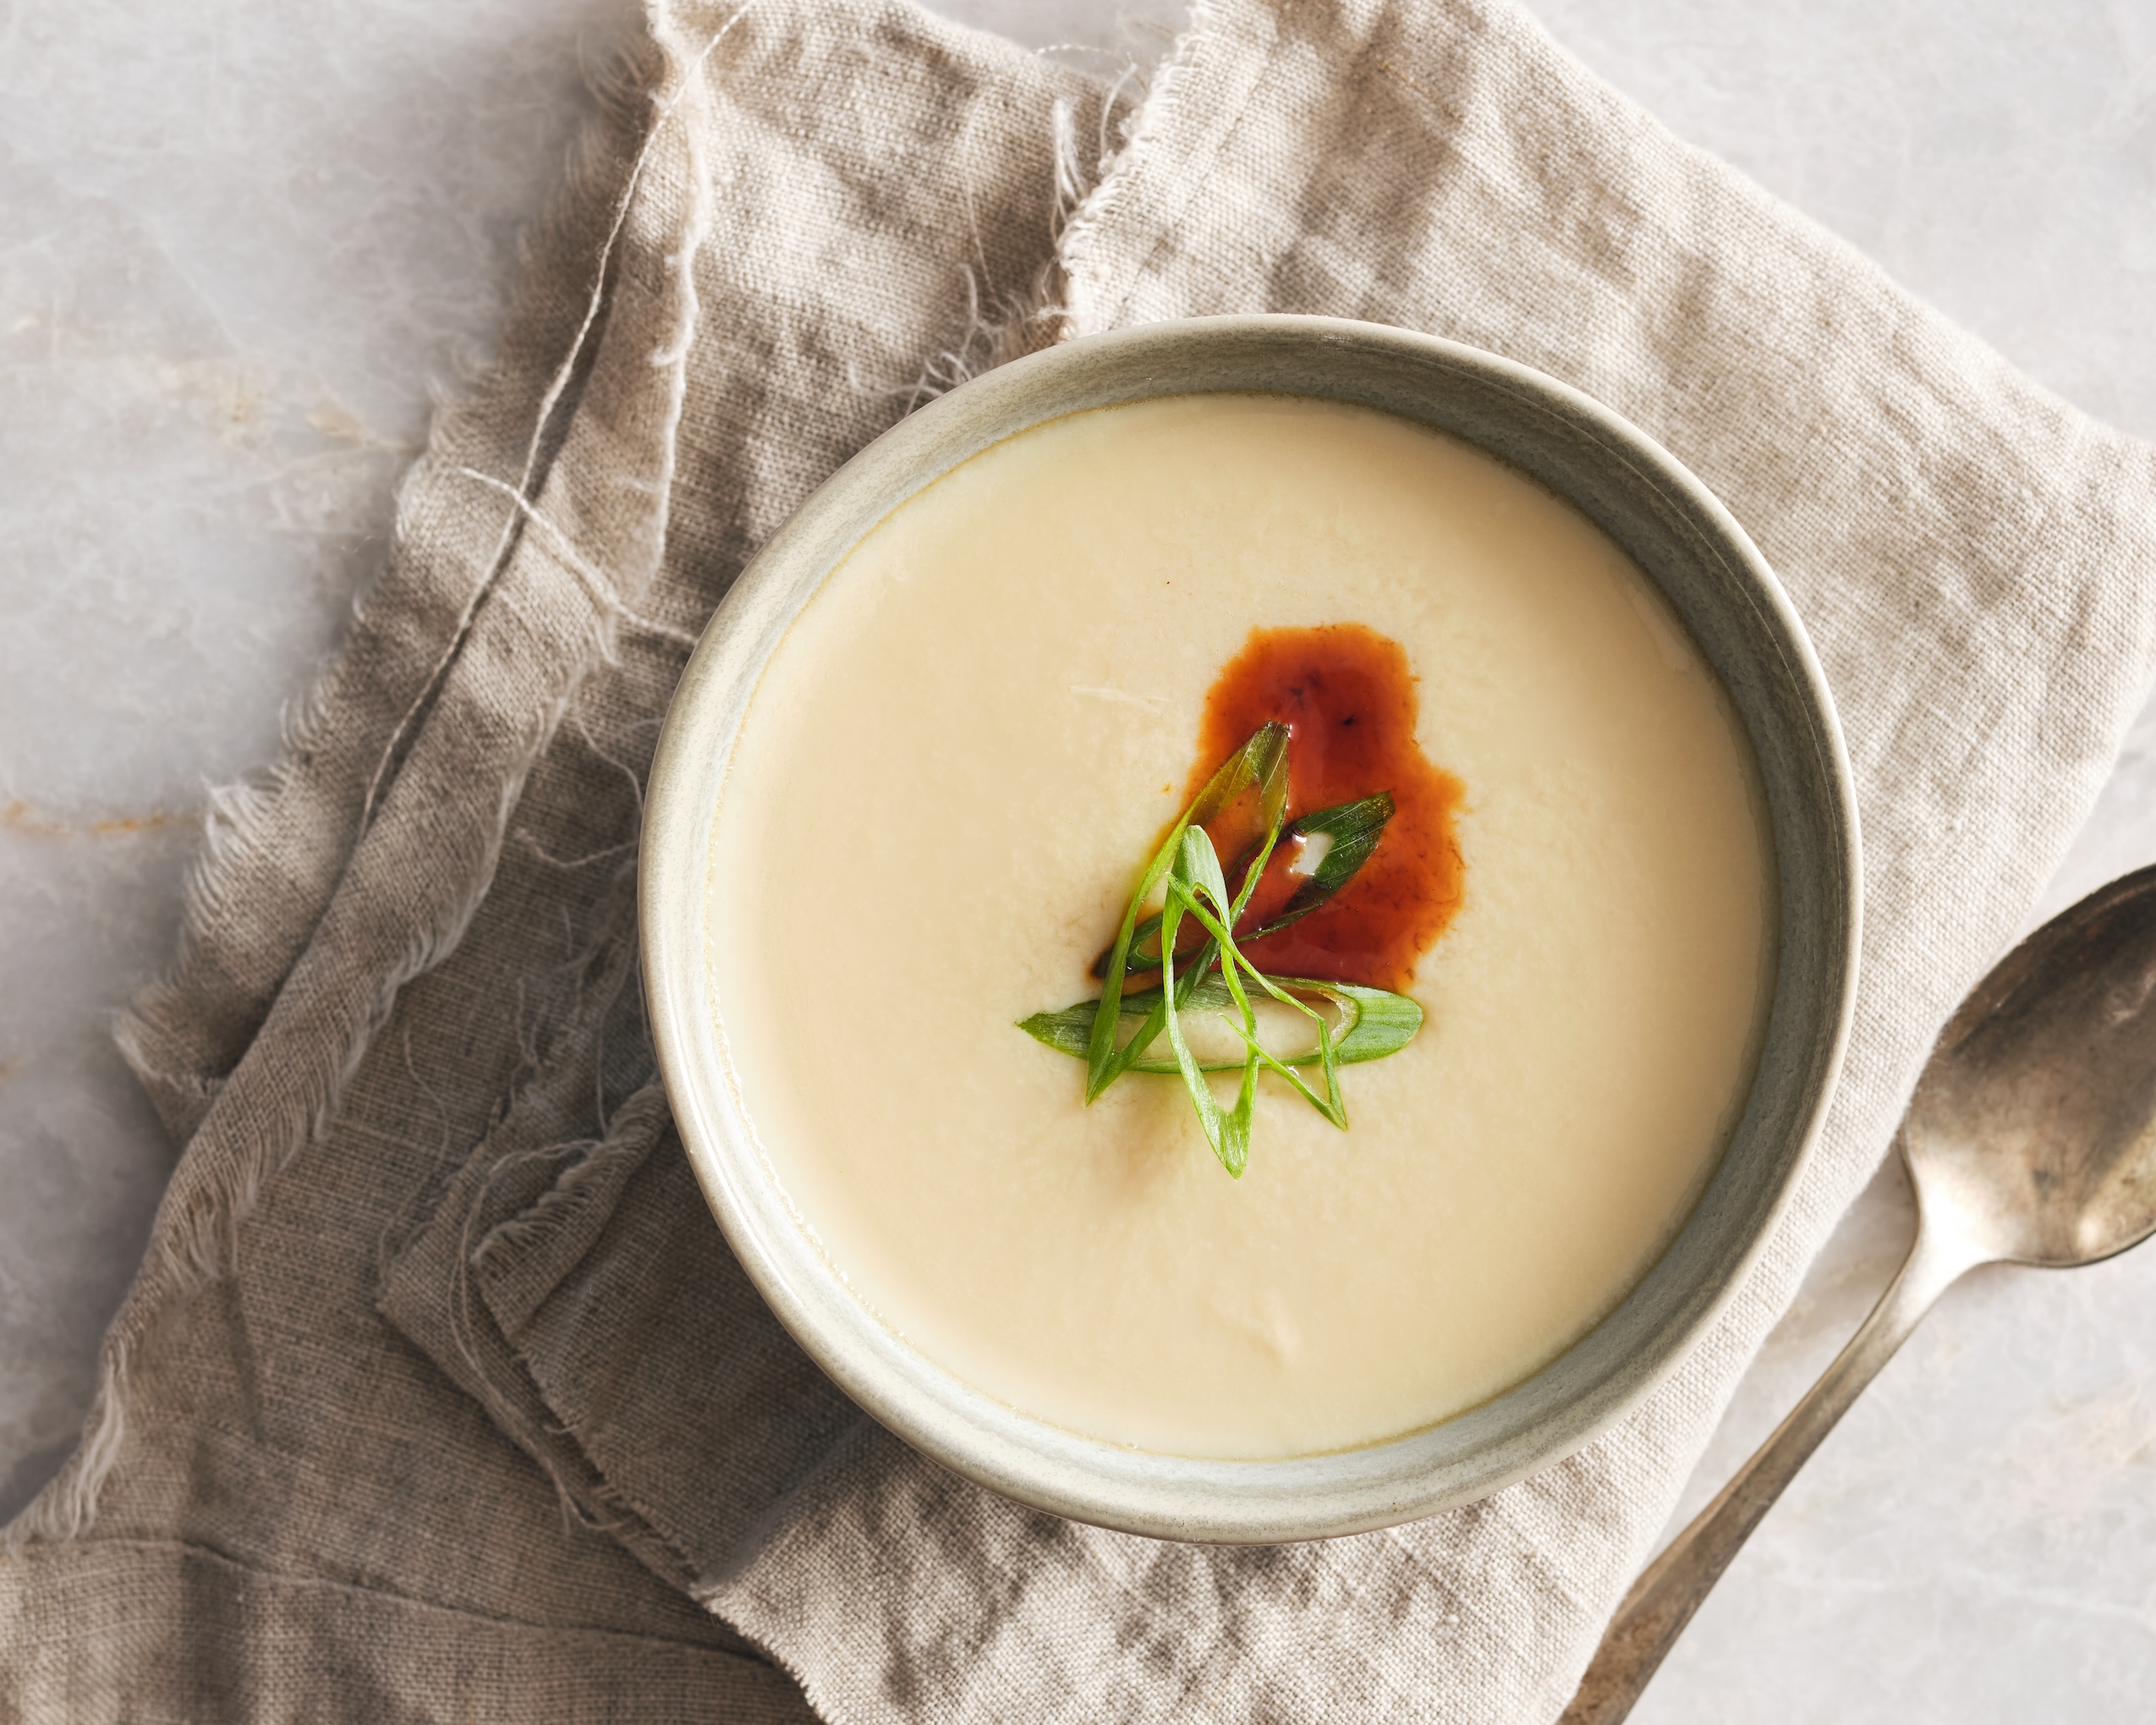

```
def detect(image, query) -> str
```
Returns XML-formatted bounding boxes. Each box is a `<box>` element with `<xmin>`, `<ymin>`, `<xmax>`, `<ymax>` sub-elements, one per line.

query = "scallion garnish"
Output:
<box><xmin>1019</xmin><ymin>725</ymin><xmax>1424</xmax><ymax>1177</ymax></box>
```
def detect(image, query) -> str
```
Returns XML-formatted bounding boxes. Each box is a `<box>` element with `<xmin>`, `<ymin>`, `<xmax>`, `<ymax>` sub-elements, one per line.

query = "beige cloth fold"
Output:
<box><xmin>9</xmin><ymin>0</ymin><xmax>2156</xmax><ymax>1720</ymax></box>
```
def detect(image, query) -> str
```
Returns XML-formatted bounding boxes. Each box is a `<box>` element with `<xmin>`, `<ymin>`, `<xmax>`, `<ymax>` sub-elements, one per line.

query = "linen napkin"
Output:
<box><xmin>9</xmin><ymin>0</ymin><xmax>2156</xmax><ymax>1721</ymax></box>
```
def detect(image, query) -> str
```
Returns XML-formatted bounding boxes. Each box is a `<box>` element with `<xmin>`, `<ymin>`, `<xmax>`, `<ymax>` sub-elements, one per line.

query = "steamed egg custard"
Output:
<box><xmin>705</xmin><ymin>393</ymin><xmax>1775</xmax><ymax>1459</ymax></box>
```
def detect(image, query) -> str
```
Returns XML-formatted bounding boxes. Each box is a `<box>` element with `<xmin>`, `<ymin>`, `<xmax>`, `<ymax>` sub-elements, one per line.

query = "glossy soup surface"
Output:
<box><xmin>705</xmin><ymin>393</ymin><xmax>1774</xmax><ymax>1459</ymax></box>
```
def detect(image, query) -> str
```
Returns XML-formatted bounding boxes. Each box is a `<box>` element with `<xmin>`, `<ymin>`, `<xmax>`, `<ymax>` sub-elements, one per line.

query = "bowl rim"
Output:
<box><xmin>639</xmin><ymin>313</ymin><xmax>1862</xmax><ymax>1543</ymax></box>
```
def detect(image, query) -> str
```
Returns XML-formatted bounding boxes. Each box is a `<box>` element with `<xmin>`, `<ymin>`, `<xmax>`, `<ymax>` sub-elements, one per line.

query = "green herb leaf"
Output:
<box><xmin>1090</xmin><ymin>792</ymin><xmax>1395</xmax><ymax>980</ymax></box>
<box><xmin>1083</xmin><ymin>722</ymin><xmax>1287</xmax><ymax>1103</ymax></box>
<box><xmin>1157</xmin><ymin>827</ymin><xmax>1259</xmax><ymax>1176</ymax></box>
<box><xmin>1166</xmin><ymin>860</ymin><xmax>1347</xmax><ymax>1132</ymax></box>
<box><xmin>1307</xmin><ymin>980</ymin><xmax>1423</xmax><ymax>1063</ymax></box>
<box><xmin>1242</xmin><ymin>792</ymin><xmax>1395</xmax><ymax>942</ymax></box>
<box><xmin>1225</xmin><ymin>959</ymin><xmax>1347</xmax><ymax>1129</ymax></box>
<box><xmin>1027</xmin><ymin>717</ymin><xmax>1424</xmax><ymax>1176</ymax></box>
<box><xmin>1018</xmin><ymin>976</ymin><xmax>1421</xmax><ymax>1071</ymax></box>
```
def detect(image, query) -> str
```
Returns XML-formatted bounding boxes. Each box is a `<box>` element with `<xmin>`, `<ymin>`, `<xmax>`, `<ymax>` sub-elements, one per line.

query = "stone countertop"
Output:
<box><xmin>5</xmin><ymin>1</ymin><xmax>2155</xmax><ymax>1718</ymax></box>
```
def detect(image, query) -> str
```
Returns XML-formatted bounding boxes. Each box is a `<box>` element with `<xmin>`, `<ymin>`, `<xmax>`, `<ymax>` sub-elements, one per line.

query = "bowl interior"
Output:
<box><xmin>639</xmin><ymin>315</ymin><xmax>1859</xmax><ymax>1543</ymax></box>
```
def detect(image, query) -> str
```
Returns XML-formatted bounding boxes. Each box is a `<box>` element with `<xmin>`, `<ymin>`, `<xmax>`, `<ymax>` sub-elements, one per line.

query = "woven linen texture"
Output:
<box><xmin>9</xmin><ymin>1</ymin><xmax>2156</xmax><ymax>1721</ymax></box>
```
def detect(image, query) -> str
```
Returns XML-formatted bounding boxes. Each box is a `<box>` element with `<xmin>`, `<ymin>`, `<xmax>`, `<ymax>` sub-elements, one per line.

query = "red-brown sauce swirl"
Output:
<box><xmin>1188</xmin><ymin>624</ymin><xmax>1464</xmax><ymax>993</ymax></box>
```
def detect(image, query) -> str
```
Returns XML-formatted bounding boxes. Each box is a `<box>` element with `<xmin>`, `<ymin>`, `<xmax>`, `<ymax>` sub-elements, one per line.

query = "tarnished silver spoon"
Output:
<box><xmin>1562</xmin><ymin>863</ymin><xmax>2156</xmax><ymax>1724</ymax></box>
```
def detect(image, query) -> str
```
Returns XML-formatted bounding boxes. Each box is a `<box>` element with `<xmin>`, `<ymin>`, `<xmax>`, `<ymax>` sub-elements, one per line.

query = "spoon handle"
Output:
<box><xmin>1556</xmin><ymin>1218</ymin><xmax>1976</xmax><ymax>1724</ymax></box>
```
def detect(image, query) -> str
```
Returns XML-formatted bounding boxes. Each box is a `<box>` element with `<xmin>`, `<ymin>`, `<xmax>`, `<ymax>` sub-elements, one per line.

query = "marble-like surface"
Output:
<box><xmin>0</xmin><ymin>0</ymin><xmax>645</xmax><ymax>1518</ymax></box>
<box><xmin>4</xmin><ymin>0</ymin><xmax>2156</xmax><ymax>1718</ymax></box>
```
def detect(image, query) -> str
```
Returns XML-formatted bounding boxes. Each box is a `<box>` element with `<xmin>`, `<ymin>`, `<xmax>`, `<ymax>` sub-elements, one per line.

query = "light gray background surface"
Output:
<box><xmin>6</xmin><ymin>2</ymin><xmax>2156</xmax><ymax>1718</ymax></box>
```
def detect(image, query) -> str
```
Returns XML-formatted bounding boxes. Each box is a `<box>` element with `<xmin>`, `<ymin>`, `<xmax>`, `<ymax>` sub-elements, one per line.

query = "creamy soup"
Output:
<box><xmin>705</xmin><ymin>393</ymin><xmax>1773</xmax><ymax>1459</ymax></box>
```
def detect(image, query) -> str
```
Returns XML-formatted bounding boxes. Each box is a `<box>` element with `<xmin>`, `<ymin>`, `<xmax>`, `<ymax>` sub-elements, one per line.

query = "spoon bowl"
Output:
<box><xmin>1906</xmin><ymin>866</ymin><xmax>2156</xmax><ymax>1267</ymax></box>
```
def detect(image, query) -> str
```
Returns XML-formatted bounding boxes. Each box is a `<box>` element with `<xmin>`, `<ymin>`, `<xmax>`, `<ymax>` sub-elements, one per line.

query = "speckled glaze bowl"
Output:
<box><xmin>639</xmin><ymin>316</ymin><xmax>1860</xmax><ymax>1543</ymax></box>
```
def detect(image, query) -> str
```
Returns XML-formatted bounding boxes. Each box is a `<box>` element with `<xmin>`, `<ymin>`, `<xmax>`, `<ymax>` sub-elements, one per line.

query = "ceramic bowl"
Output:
<box><xmin>639</xmin><ymin>315</ymin><xmax>1860</xmax><ymax>1542</ymax></box>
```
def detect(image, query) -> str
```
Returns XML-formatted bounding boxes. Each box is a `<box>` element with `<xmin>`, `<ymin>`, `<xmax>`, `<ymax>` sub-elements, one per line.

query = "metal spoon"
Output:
<box><xmin>1561</xmin><ymin>863</ymin><xmax>2156</xmax><ymax>1724</ymax></box>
